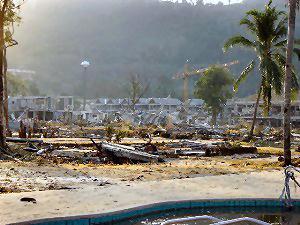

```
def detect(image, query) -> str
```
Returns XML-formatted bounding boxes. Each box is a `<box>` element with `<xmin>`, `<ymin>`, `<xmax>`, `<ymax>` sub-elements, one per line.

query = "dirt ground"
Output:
<box><xmin>0</xmin><ymin>154</ymin><xmax>283</xmax><ymax>194</ymax></box>
<box><xmin>1</xmin><ymin>135</ymin><xmax>298</xmax><ymax>196</ymax></box>
<box><xmin>1</xmin><ymin>138</ymin><xmax>298</xmax><ymax>224</ymax></box>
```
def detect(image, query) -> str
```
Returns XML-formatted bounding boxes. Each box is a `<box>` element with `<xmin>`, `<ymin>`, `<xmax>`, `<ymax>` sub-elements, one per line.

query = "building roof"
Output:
<box><xmin>188</xmin><ymin>99</ymin><xmax>204</xmax><ymax>106</ymax></box>
<box><xmin>138</xmin><ymin>98</ymin><xmax>182</xmax><ymax>105</ymax></box>
<box><xmin>94</xmin><ymin>98</ymin><xmax>128</xmax><ymax>105</ymax></box>
<box><xmin>9</xmin><ymin>96</ymin><xmax>73</xmax><ymax>100</ymax></box>
<box><xmin>94</xmin><ymin>97</ymin><xmax>182</xmax><ymax>106</ymax></box>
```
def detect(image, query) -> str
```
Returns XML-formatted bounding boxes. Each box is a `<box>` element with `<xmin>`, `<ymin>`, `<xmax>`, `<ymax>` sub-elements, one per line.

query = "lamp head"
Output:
<box><xmin>81</xmin><ymin>61</ymin><xmax>90</xmax><ymax>68</ymax></box>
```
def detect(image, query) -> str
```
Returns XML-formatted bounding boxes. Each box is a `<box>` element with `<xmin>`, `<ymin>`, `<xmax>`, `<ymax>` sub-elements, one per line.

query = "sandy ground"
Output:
<box><xmin>0</xmin><ymin>154</ymin><xmax>297</xmax><ymax>224</ymax></box>
<box><xmin>1</xmin><ymin>169</ymin><xmax>299</xmax><ymax>224</ymax></box>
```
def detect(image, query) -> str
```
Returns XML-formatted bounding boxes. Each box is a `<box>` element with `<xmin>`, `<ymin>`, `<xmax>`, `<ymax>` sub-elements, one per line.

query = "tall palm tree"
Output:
<box><xmin>224</xmin><ymin>0</ymin><xmax>298</xmax><ymax>138</ymax></box>
<box><xmin>283</xmin><ymin>0</ymin><xmax>298</xmax><ymax>166</ymax></box>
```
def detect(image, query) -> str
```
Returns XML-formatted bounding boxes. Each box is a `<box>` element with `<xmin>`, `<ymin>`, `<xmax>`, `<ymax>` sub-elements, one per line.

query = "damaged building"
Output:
<box><xmin>90</xmin><ymin>97</ymin><xmax>183</xmax><ymax>113</ymax></box>
<box><xmin>85</xmin><ymin>97</ymin><xmax>204</xmax><ymax>124</ymax></box>
<box><xmin>9</xmin><ymin>96</ymin><xmax>74</xmax><ymax>121</ymax></box>
<box><xmin>225</xmin><ymin>99</ymin><xmax>300</xmax><ymax>127</ymax></box>
<box><xmin>90</xmin><ymin>97</ymin><xmax>203</xmax><ymax>113</ymax></box>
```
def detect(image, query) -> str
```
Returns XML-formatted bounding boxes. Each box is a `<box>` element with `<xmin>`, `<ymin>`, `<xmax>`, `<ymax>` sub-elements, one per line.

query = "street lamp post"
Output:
<box><xmin>80</xmin><ymin>60</ymin><xmax>90</xmax><ymax>111</ymax></box>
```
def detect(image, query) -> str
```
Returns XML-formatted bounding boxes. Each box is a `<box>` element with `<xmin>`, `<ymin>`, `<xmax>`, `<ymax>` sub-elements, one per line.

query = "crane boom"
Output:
<box><xmin>173</xmin><ymin>60</ymin><xmax>238</xmax><ymax>79</ymax></box>
<box><xmin>173</xmin><ymin>60</ymin><xmax>239</xmax><ymax>107</ymax></box>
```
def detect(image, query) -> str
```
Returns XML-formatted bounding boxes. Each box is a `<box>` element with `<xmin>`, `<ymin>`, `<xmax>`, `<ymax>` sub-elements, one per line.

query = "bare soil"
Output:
<box><xmin>0</xmin><ymin>154</ymin><xmax>282</xmax><ymax>194</ymax></box>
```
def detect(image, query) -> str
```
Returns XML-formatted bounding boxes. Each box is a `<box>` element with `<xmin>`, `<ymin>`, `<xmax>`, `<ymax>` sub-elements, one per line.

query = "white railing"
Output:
<box><xmin>211</xmin><ymin>217</ymin><xmax>271</xmax><ymax>225</ymax></box>
<box><xmin>161</xmin><ymin>215</ymin><xmax>222</xmax><ymax>224</ymax></box>
<box><xmin>161</xmin><ymin>215</ymin><xmax>271</xmax><ymax>225</ymax></box>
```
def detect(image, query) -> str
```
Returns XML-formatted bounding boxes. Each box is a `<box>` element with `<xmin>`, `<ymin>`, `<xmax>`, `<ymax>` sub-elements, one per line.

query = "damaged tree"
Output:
<box><xmin>0</xmin><ymin>0</ymin><xmax>22</xmax><ymax>149</ymax></box>
<box><xmin>128</xmin><ymin>73</ymin><xmax>149</xmax><ymax>111</ymax></box>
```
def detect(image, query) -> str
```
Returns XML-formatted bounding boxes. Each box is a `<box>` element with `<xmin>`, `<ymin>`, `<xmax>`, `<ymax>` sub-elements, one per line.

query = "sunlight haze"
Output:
<box><xmin>1</xmin><ymin>0</ymin><xmax>300</xmax><ymax>224</ymax></box>
<box><xmin>164</xmin><ymin>0</ymin><xmax>243</xmax><ymax>4</ymax></box>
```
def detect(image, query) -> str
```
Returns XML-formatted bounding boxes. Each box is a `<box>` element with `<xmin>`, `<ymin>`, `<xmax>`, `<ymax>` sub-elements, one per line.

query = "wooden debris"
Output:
<box><xmin>175</xmin><ymin>149</ymin><xmax>205</xmax><ymax>156</ymax></box>
<box><xmin>6</xmin><ymin>137</ymin><xmax>43</xmax><ymax>144</ymax></box>
<box><xmin>23</xmin><ymin>147</ymin><xmax>39</xmax><ymax>153</ymax></box>
<box><xmin>97</xmin><ymin>141</ymin><xmax>162</xmax><ymax>163</ymax></box>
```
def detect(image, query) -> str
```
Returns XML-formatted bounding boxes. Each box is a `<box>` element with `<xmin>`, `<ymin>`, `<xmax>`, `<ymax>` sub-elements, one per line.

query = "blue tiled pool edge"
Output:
<box><xmin>9</xmin><ymin>198</ymin><xmax>300</xmax><ymax>225</ymax></box>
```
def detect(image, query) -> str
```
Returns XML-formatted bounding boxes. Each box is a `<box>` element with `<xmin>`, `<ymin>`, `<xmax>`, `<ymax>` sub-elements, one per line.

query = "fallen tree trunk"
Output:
<box><xmin>6</xmin><ymin>137</ymin><xmax>43</xmax><ymax>144</ymax></box>
<box><xmin>101</xmin><ymin>142</ymin><xmax>162</xmax><ymax>163</ymax></box>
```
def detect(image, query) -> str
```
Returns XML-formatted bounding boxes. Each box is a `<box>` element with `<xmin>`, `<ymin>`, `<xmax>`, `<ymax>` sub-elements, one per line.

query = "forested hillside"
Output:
<box><xmin>7</xmin><ymin>0</ymin><xmax>297</xmax><ymax>98</ymax></box>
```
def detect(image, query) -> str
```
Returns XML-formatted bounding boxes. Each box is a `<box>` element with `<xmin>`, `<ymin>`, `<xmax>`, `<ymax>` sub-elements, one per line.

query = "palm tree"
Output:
<box><xmin>283</xmin><ymin>0</ymin><xmax>298</xmax><ymax>166</ymax></box>
<box><xmin>224</xmin><ymin>0</ymin><xmax>298</xmax><ymax>138</ymax></box>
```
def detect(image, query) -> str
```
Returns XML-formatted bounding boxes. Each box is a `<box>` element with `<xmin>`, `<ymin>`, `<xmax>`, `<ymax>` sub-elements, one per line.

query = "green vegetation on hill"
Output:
<box><xmin>7</xmin><ymin>73</ymin><xmax>40</xmax><ymax>96</ymax></box>
<box><xmin>7</xmin><ymin>0</ymin><xmax>299</xmax><ymax>98</ymax></box>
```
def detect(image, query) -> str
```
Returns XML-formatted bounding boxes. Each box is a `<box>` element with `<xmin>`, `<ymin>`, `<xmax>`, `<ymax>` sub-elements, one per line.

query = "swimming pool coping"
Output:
<box><xmin>8</xmin><ymin>198</ymin><xmax>300</xmax><ymax>225</ymax></box>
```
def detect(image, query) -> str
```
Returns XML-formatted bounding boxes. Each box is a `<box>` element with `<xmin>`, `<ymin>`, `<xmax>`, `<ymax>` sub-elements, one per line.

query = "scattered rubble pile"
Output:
<box><xmin>3</xmin><ymin>120</ymin><xmax>300</xmax><ymax>195</ymax></box>
<box><xmin>2</xmin><ymin>136</ymin><xmax>259</xmax><ymax>166</ymax></box>
<box><xmin>4</xmin><ymin>119</ymin><xmax>300</xmax><ymax>166</ymax></box>
<box><xmin>167</xmin><ymin>140</ymin><xmax>257</xmax><ymax>157</ymax></box>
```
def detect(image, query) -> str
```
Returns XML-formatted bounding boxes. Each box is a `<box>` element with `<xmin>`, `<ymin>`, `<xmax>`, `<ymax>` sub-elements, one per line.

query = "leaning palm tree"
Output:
<box><xmin>224</xmin><ymin>0</ymin><xmax>298</xmax><ymax>138</ymax></box>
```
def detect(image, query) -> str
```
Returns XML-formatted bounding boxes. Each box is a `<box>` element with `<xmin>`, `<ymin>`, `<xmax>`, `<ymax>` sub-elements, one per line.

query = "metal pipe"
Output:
<box><xmin>161</xmin><ymin>215</ymin><xmax>271</xmax><ymax>225</ymax></box>
<box><xmin>161</xmin><ymin>215</ymin><xmax>223</xmax><ymax>225</ymax></box>
<box><xmin>281</xmin><ymin>166</ymin><xmax>300</xmax><ymax>207</ymax></box>
<box><xmin>285</xmin><ymin>165</ymin><xmax>300</xmax><ymax>174</ymax></box>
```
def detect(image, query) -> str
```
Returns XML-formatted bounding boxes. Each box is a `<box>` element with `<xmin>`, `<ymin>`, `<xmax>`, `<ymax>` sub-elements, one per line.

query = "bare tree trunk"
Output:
<box><xmin>211</xmin><ymin>109</ymin><xmax>217</xmax><ymax>126</ymax></box>
<box><xmin>0</xmin><ymin>21</ymin><xmax>5</xmax><ymax>148</ymax></box>
<box><xmin>0</xmin><ymin>0</ymin><xmax>9</xmax><ymax>148</ymax></box>
<box><xmin>249</xmin><ymin>85</ymin><xmax>262</xmax><ymax>137</ymax></box>
<box><xmin>3</xmin><ymin>47</ymin><xmax>9</xmax><ymax>134</ymax></box>
<box><xmin>283</xmin><ymin>0</ymin><xmax>296</xmax><ymax>166</ymax></box>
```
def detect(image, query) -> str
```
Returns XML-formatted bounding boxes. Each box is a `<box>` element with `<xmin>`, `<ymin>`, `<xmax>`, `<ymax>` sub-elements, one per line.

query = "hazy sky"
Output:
<box><xmin>167</xmin><ymin>0</ymin><xmax>243</xmax><ymax>4</ymax></box>
<box><xmin>204</xmin><ymin>0</ymin><xmax>242</xmax><ymax>4</ymax></box>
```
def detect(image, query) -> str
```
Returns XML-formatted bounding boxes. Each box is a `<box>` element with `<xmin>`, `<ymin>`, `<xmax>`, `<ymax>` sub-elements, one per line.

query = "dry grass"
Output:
<box><xmin>256</xmin><ymin>146</ymin><xmax>300</xmax><ymax>156</ymax></box>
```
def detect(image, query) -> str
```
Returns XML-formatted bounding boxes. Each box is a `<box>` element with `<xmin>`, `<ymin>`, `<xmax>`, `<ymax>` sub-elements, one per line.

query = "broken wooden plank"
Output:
<box><xmin>175</xmin><ymin>149</ymin><xmax>206</xmax><ymax>156</ymax></box>
<box><xmin>23</xmin><ymin>147</ymin><xmax>39</xmax><ymax>153</ymax></box>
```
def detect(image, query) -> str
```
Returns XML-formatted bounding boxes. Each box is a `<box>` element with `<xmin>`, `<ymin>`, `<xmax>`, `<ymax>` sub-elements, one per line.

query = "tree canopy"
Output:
<box><xmin>194</xmin><ymin>66</ymin><xmax>233</xmax><ymax>125</ymax></box>
<box><xmin>224</xmin><ymin>0</ymin><xmax>299</xmax><ymax>114</ymax></box>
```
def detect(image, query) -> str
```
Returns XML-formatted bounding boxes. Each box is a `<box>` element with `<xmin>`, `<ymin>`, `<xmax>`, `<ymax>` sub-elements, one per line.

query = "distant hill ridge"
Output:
<box><xmin>7</xmin><ymin>0</ymin><xmax>297</xmax><ymax>98</ymax></box>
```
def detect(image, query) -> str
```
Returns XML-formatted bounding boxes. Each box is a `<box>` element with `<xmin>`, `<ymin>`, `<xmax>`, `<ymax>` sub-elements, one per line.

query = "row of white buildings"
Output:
<box><xmin>91</xmin><ymin>98</ymin><xmax>203</xmax><ymax>113</ymax></box>
<box><xmin>8</xmin><ymin>95</ymin><xmax>300</xmax><ymax>127</ymax></box>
